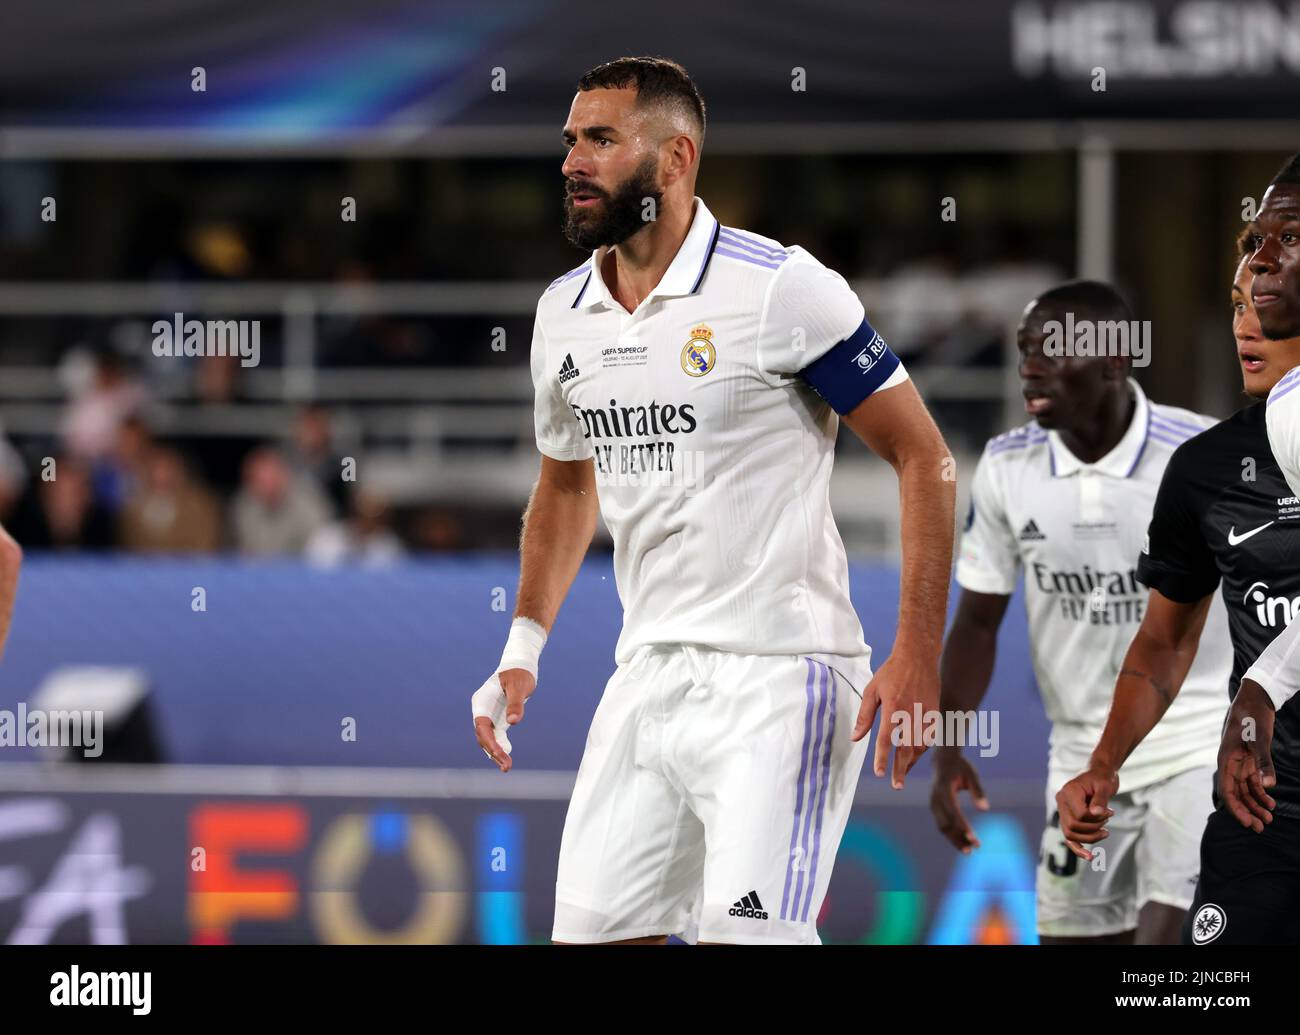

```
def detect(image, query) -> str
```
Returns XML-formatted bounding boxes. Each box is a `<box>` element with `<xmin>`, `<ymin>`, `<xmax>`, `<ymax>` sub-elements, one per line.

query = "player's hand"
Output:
<box><xmin>1218</xmin><ymin>678</ymin><xmax>1277</xmax><ymax>831</ymax></box>
<box><xmin>929</xmin><ymin>747</ymin><xmax>988</xmax><ymax>853</ymax></box>
<box><xmin>472</xmin><ymin>667</ymin><xmax>536</xmax><ymax>773</ymax></box>
<box><xmin>853</xmin><ymin>650</ymin><xmax>940</xmax><ymax>789</ymax></box>
<box><xmin>1055</xmin><ymin>766</ymin><xmax>1118</xmax><ymax>860</ymax></box>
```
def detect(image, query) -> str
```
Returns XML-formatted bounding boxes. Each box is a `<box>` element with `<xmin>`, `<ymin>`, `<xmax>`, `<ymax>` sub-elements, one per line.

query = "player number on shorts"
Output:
<box><xmin>1040</xmin><ymin>810</ymin><xmax>1078</xmax><ymax>878</ymax></box>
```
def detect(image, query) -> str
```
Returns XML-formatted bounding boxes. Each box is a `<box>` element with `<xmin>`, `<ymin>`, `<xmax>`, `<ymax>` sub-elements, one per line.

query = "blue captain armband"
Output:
<box><xmin>798</xmin><ymin>318</ymin><xmax>901</xmax><ymax>415</ymax></box>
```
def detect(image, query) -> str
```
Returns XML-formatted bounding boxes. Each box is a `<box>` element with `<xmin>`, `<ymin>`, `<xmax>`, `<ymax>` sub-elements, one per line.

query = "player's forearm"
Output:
<box><xmin>0</xmin><ymin>526</ymin><xmax>21</xmax><ymax>663</ymax></box>
<box><xmin>892</xmin><ymin>448</ymin><xmax>956</xmax><ymax>659</ymax></box>
<box><xmin>514</xmin><ymin>475</ymin><xmax>599</xmax><ymax>633</ymax></box>
<box><xmin>938</xmin><ymin>619</ymin><xmax>998</xmax><ymax>715</ymax></box>
<box><xmin>1088</xmin><ymin>628</ymin><xmax>1191</xmax><ymax>773</ymax></box>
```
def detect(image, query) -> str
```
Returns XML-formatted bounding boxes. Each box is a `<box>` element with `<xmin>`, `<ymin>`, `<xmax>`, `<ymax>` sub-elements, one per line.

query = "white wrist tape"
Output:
<box><xmin>497</xmin><ymin>616</ymin><xmax>547</xmax><ymax>679</ymax></box>
<box><xmin>471</xmin><ymin>618</ymin><xmax>548</xmax><ymax>757</ymax></box>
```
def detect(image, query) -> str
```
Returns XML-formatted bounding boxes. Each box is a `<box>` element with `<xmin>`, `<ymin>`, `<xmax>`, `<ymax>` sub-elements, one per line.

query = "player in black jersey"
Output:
<box><xmin>1056</xmin><ymin>230</ymin><xmax>1300</xmax><ymax>944</ymax></box>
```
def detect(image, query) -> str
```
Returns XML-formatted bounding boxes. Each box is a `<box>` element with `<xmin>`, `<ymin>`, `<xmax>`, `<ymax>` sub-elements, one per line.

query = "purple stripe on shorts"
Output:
<box><xmin>791</xmin><ymin>663</ymin><xmax>830</xmax><ymax>922</ymax></box>
<box><xmin>801</xmin><ymin>664</ymin><xmax>838</xmax><ymax>922</ymax></box>
<box><xmin>780</xmin><ymin>658</ymin><xmax>818</xmax><ymax>921</ymax></box>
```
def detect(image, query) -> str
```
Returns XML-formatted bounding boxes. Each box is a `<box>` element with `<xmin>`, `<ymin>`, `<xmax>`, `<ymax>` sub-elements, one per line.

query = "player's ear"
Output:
<box><xmin>662</xmin><ymin>133</ymin><xmax>696</xmax><ymax>185</ymax></box>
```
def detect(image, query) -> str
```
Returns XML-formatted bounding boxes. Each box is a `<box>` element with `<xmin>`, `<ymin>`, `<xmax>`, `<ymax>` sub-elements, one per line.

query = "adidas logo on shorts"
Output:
<box><xmin>728</xmin><ymin>890</ymin><xmax>768</xmax><ymax>920</ymax></box>
<box><xmin>558</xmin><ymin>353</ymin><xmax>580</xmax><ymax>384</ymax></box>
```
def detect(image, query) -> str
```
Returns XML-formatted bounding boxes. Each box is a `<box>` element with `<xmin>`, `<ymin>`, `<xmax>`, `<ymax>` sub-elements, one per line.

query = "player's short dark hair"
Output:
<box><xmin>1033</xmin><ymin>279</ymin><xmax>1134</xmax><ymax>324</ymax></box>
<box><xmin>1269</xmin><ymin>151</ymin><xmax>1300</xmax><ymax>188</ymax></box>
<box><xmin>578</xmin><ymin>57</ymin><xmax>706</xmax><ymax>141</ymax></box>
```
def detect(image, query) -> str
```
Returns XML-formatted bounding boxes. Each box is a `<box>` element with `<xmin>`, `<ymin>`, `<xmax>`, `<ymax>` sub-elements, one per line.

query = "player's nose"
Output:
<box><xmin>1248</xmin><ymin>241</ymin><xmax>1279</xmax><ymax>276</ymax></box>
<box><xmin>561</xmin><ymin>147</ymin><xmax>590</xmax><ymax>180</ymax></box>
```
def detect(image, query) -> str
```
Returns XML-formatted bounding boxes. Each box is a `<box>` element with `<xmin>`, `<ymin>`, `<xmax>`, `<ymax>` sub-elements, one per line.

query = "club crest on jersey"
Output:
<box><xmin>681</xmin><ymin>325</ymin><xmax>717</xmax><ymax>377</ymax></box>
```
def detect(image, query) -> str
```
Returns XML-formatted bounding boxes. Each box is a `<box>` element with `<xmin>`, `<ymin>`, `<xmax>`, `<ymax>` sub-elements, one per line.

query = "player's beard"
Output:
<box><xmin>563</xmin><ymin>156</ymin><xmax>663</xmax><ymax>251</ymax></box>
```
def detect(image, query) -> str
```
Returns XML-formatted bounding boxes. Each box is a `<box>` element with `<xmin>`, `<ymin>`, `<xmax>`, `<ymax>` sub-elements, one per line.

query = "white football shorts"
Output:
<box><xmin>1037</xmin><ymin>764</ymin><xmax>1213</xmax><ymax>938</ymax></box>
<box><xmin>552</xmin><ymin>643</ymin><xmax>873</xmax><ymax>945</ymax></box>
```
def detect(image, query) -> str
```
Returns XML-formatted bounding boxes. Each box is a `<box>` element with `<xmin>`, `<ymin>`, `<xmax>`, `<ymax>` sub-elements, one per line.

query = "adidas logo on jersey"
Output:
<box><xmin>1018</xmin><ymin>519</ymin><xmax>1046</xmax><ymax>541</ymax></box>
<box><xmin>728</xmin><ymin>890</ymin><xmax>768</xmax><ymax>920</ymax></box>
<box><xmin>558</xmin><ymin>353</ymin><xmax>580</xmax><ymax>384</ymax></box>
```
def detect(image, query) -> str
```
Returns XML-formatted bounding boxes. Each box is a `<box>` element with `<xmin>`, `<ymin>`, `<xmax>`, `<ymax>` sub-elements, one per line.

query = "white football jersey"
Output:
<box><xmin>956</xmin><ymin>377</ymin><xmax>1233</xmax><ymax>790</ymax></box>
<box><xmin>1243</xmin><ymin>367</ymin><xmax>1300</xmax><ymax>710</ymax></box>
<box><xmin>530</xmin><ymin>196</ymin><xmax>908</xmax><ymax>667</ymax></box>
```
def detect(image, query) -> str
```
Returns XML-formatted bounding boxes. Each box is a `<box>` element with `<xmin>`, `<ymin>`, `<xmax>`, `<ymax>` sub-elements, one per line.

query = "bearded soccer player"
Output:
<box><xmin>0</xmin><ymin>523</ymin><xmax>18</xmax><ymax>662</ymax></box>
<box><xmin>933</xmin><ymin>280</ymin><xmax>1233</xmax><ymax>944</ymax></box>
<box><xmin>1059</xmin><ymin>203</ymin><xmax>1300</xmax><ymax>945</ymax></box>
<box><xmin>469</xmin><ymin>57</ymin><xmax>954</xmax><ymax>945</ymax></box>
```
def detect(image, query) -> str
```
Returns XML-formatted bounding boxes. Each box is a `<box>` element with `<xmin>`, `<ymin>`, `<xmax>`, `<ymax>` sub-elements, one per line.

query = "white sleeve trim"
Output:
<box><xmin>1242</xmin><ymin>609</ymin><xmax>1300</xmax><ymax>711</ymax></box>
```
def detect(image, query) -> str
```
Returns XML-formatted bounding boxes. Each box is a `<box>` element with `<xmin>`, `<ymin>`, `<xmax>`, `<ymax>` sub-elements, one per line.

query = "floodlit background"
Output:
<box><xmin>0</xmin><ymin>0</ymin><xmax>1298</xmax><ymax>944</ymax></box>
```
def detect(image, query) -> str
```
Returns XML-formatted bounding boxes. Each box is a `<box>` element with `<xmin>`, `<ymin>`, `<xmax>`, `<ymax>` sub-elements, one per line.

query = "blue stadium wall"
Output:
<box><xmin>0</xmin><ymin>556</ymin><xmax>1054</xmax><ymax>944</ymax></box>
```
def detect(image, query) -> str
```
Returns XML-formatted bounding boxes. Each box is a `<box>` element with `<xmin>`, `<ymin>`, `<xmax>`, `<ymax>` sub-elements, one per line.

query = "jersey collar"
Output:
<box><xmin>1046</xmin><ymin>376</ymin><xmax>1151</xmax><ymax>479</ymax></box>
<box><xmin>571</xmin><ymin>195</ymin><xmax>721</xmax><ymax>311</ymax></box>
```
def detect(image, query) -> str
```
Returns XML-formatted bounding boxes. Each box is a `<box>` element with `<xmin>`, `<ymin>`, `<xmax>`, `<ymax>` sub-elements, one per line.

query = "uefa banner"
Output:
<box><xmin>0</xmin><ymin>768</ymin><xmax>1049</xmax><ymax>945</ymax></box>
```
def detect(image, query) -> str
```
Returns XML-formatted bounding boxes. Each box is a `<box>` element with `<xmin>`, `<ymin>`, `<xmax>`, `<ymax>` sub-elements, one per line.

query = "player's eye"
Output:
<box><xmin>1283</xmin><ymin>232</ymin><xmax>1297</xmax><ymax>245</ymax></box>
<box><xmin>596</xmin><ymin>137</ymin><xmax>611</xmax><ymax>147</ymax></box>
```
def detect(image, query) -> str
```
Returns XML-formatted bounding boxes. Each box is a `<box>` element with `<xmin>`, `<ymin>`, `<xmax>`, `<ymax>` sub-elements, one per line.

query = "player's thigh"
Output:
<box><xmin>552</xmin><ymin>653</ymin><xmax>705</xmax><ymax>944</ymax></box>
<box><xmin>1133</xmin><ymin>764</ymin><xmax>1213</xmax><ymax>939</ymax></box>
<box><xmin>1183</xmin><ymin>808</ymin><xmax>1300</xmax><ymax>946</ymax></box>
<box><xmin>1036</xmin><ymin>778</ymin><xmax>1141</xmax><ymax>941</ymax></box>
<box><xmin>687</xmin><ymin>654</ymin><xmax>870</xmax><ymax>945</ymax></box>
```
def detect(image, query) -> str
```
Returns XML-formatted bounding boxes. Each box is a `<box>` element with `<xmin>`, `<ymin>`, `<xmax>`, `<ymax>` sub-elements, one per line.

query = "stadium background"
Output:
<box><xmin>1</xmin><ymin>0</ymin><xmax>1299</xmax><ymax>944</ymax></box>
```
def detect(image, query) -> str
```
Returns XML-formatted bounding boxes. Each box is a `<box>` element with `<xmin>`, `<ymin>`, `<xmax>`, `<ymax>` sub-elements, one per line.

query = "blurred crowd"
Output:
<box><xmin>0</xmin><ymin>352</ymin><xmax>462</xmax><ymax>564</ymax></box>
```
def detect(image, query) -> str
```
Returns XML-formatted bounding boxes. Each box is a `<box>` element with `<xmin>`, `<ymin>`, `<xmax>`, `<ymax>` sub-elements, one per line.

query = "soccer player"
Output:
<box><xmin>1146</xmin><ymin>154</ymin><xmax>1300</xmax><ymax>944</ymax></box>
<box><xmin>0</xmin><ymin>523</ymin><xmax>19</xmax><ymax>662</ymax></box>
<box><xmin>932</xmin><ymin>280</ymin><xmax>1234</xmax><ymax>944</ymax></box>
<box><xmin>1057</xmin><ymin>219</ymin><xmax>1300</xmax><ymax>945</ymax></box>
<box><xmin>470</xmin><ymin>57</ymin><xmax>955</xmax><ymax>945</ymax></box>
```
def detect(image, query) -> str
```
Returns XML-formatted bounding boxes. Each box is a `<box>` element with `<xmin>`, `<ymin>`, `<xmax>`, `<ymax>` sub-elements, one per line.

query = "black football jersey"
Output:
<box><xmin>1138</xmin><ymin>401</ymin><xmax>1300</xmax><ymax>818</ymax></box>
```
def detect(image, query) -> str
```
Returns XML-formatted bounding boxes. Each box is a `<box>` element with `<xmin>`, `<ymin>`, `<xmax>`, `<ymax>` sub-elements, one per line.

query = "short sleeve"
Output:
<box><xmin>1135</xmin><ymin>447</ymin><xmax>1219</xmax><ymax>603</ymax></box>
<box><xmin>529</xmin><ymin>311</ymin><xmax>594</xmax><ymax>462</ymax></box>
<box><xmin>757</xmin><ymin>249</ymin><xmax>906</xmax><ymax>414</ymax></box>
<box><xmin>954</xmin><ymin>450</ymin><xmax>1020</xmax><ymax>595</ymax></box>
<box><xmin>1266</xmin><ymin>369</ymin><xmax>1300</xmax><ymax>499</ymax></box>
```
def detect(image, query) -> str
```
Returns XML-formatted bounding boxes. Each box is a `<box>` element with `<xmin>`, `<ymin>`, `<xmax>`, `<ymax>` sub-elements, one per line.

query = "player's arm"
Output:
<box><xmin>1214</xmin><ymin>374</ymin><xmax>1300</xmax><ymax>827</ymax></box>
<box><xmin>0</xmin><ymin>523</ymin><xmax>21</xmax><ymax>662</ymax></box>
<box><xmin>841</xmin><ymin>378</ymin><xmax>956</xmax><ymax>786</ymax></box>
<box><xmin>472</xmin><ymin>306</ymin><xmax>599</xmax><ymax>771</ymax></box>
<box><xmin>1057</xmin><ymin>588</ymin><xmax>1214</xmax><ymax>857</ymax></box>
<box><xmin>929</xmin><ymin>588</ymin><xmax>1009</xmax><ymax>852</ymax></box>
<box><xmin>757</xmin><ymin>254</ymin><xmax>953</xmax><ymax>785</ymax></box>
<box><xmin>515</xmin><ymin>456</ymin><xmax>600</xmax><ymax>632</ymax></box>
<box><xmin>928</xmin><ymin>444</ymin><xmax>1019</xmax><ymax>849</ymax></box>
